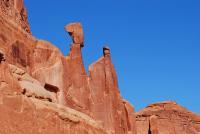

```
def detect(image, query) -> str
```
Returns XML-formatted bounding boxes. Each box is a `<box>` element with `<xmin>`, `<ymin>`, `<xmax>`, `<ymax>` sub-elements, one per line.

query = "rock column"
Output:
<box><xmin>63</xmin><ymin>23</ymin><xmax>90</xmax><ymax>114</ymax></box>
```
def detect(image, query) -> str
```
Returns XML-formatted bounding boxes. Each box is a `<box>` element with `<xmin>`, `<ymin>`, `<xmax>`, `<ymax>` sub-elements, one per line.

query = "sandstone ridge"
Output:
<box><xmin>136</xmin><ymin>101</ymin><xmax>200</xmax><ymax>134</ymax></box>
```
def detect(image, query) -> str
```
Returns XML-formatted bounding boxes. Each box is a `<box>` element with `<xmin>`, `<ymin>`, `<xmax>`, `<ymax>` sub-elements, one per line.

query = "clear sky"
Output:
<box><xmin>24</xmin><ymin>0</ymin><xmax>200</xmax><ymax>114</ymax></box>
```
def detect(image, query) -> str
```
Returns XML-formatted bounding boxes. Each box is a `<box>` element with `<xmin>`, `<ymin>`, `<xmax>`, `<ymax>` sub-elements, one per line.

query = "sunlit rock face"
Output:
<box><xmin>65</xmin><ymin>23</ymin><xmax>84</xmax><ymax>47</ymax></box>
<box><xmin>0</xmin><ymin>0</ymin><xmax>199</xmax><ymax>134</ymax></box>
<box><xmin>0</xmin><ymin>0</ymin><xmax>31</xmax><ymax>33</ymax></box>
<box><xmin>89</xmin><ymin>47</ymin><xmax>137</xmax><ymax>134</ymax></box>
<box><xmin>0</xmin><ymin>1</ymin><xmax>137</xmax><ymax>133</ymax></box>
<box><xmin>136</xmin><ymin>101</ymin><xmax>200</xmax><ymax>134</ymax></box>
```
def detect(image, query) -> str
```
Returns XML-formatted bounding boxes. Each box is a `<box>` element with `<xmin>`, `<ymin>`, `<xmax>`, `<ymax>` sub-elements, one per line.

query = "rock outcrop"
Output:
<box><xmin>59</xmin><ymin>23</ymin><xmax>91</xmax><ymax>115</ymax></box>
<box><xmin>0</xmin><ymin>1</ymin><xmax>136</xmax><ymax>133</ymax></box>
<box><xmin>136</xmin><ymin>101</ymin><xmax>200</xmax><ymax>134</ymax></box>
<box><xmin>0</xmin><ymin>0</ymin><xmax>31</xmax><ymax>33</ymax></box>
<box><xmin>89</xmin><ymin>46</ymin><xmax>136</xmax><ymax>134</ymax></box>
<box><xmin>0</xmin><ymin>0</ymin><xmax>200</xmax><ymax>134</ymax></box>
<box><xmin>0</xmin><ymin>52</ymin><xmax>106</xmax><ymax>134</ymax></box>
<box><xmin>65</xmin><ymin>23</ymin><xmax>84</xmax><ymax>47</ymax></box>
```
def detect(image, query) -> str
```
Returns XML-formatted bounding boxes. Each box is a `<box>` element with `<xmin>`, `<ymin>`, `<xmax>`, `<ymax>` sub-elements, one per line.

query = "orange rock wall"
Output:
<box><xmin>0</xmin><ymin>0</ymin><xmax>136</xmax><ymax>133</ymax></box>
<box><xmin>1</xmin><ymin>1</ymin><xmax>200</xmax><ymax>134</ymax></box>
<box><xmin>136</xmin><ymin>102</ymin><xmax>200</xmax><ymax>134</ymax></box>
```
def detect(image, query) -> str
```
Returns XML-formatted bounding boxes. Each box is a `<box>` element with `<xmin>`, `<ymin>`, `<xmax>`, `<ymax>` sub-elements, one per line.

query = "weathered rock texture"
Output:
<box><xmin>0</xmin><ymin>0</ymin><xmax>30</xmax><ymax>33</ymax></box>
<box><xmin>89</xmin><ymin>46</ymin><xmax>136</xmax><ymax>134</ymax></box>
<box><xmin>0</xmin><ymin>1</ymin><xmax>136</xmax><ymax>134</ymax></box>
<box><xmin>136</xmin><ymin>101</ymin><xmax>200</xmax><ymax>134</ymax></box>
<box><xmin>65</xmin><ymin>23</ymin><xmax>84</xmax><ymax>47</ymax></box>
<box><xmin>0</xmin><ymin>0</ymin><xmax>199</xmax><ymax>134</ymax></box>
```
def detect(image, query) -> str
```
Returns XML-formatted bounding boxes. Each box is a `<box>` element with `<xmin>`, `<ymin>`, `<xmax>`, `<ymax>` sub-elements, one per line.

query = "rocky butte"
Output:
<box><xmin>0</xmin><ymin>0</ymin><xmax>199</xmax><ymax>134</ymax></box>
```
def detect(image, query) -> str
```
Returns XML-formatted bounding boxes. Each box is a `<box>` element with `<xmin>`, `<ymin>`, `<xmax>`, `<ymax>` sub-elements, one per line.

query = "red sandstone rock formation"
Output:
<box><xmin>0</xmin><ymin>0</ymin><xmax>30</xmax><ymax>33</ymax></box>
<box><xmin>65</xmin><ymin>23</ymin><xmax>84</xmax><ymax>47</ymax></box>
<box><xmin>89</xmin><ymin>46</ymin><xmax>136</xmax><ymax>134</ymax></box>
<box><xmin>0</xmin><ymin>0</ymin><xmax>200</xmax><ymax>134</ymax></box>
<box><xmin>62</xmin><ymin>23</ymin><xmax>91</xmax><ymax>114</ymax></box>
<box><xmin>0</xmin><ymin>1</ymin><xmax>136</xmax><ymax>133</ymax></box>
<box><xmin>136</xmin><ymin>101</ymin><xmax>200</xmax><ymax>134</ymax></box>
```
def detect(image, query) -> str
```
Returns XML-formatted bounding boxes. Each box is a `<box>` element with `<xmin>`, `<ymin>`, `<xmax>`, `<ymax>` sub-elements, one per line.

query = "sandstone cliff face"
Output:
<box><xmin>0</xmin><ymin>0</ymin><xmax>200</xmax><ymax>134</ymax></box>
<box><xmin>0</xmin><ymin>47</ymin><xmax>106</xmax><ymax>134</ymax></box>
<box><xmin>136</xmin><ymin>101</ymin><xmax>200</xmax><ymax>134</ymax></box>
<box><xmin>0</xmin><ymin>0</ymin><xmax>30</xmax><ymax>33</ymax></box>
<box><xmin>89</xmin><ymin>47</ymin><xmax>136</xmax><ymax>134</ymax></box>
<box><xmin>0</xmin><ymin>1</ymin><xmax>136</xmax><ymax>134</ymax></box>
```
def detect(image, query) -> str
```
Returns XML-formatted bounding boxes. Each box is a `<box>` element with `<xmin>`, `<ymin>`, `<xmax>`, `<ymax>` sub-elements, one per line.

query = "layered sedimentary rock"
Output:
<box><xmin>0</xmin><ymin>39</ymin><xmax>106</xmax><ymax>134</ymax></box>
<box><xmin>0</xmin><ymin>0</ymin><xmax>30</xmax><ymax>33</ymax></box>
<box><xmin>136</xmin><ymin>101</ymin><xmax>200</xmax><ymax>134</ymax></box>
<box><xmin>0</xmin><ymin>1</ymin><xmax>136</xmax><ymax>133</ymax></box>
<box><xmin>89</xmin><ymin>46</ymin><xmax>136</xmax><ymax>134</ymax></box>
<box><xmin>62</xmin><ymin>23</ymin><xmax>91</xmax><ymax>114</ymax></box>
<box><xmin>1</xmin><ymin>0</ymin><xmax>200</xmax><ymax>134</ymax></box>
<box><xmin>65</xmin><ymin>23</ymin><xmax>84</xmax><ymax>47</ymax></box>
<box><xmin>0</xmin><ymin>62</ymin><xmax>106</xmax><ymax>134</ymax></box>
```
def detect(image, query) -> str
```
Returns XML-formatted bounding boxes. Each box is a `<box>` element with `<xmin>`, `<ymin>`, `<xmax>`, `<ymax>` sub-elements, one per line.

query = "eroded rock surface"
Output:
<box><xmin>65</xmin><ymin>23</ymin><xmax>84</xmax><ymax>47</ymax></box>
<box><xmin>0</xmin><ymin>0</ymin><xmax>199</xmax><ymax>134</ymax></box>
<box><xmin>0</xmin><ymin>0</ymin><xmax>31</xmax><ymax>33</ymax></box>
<box><xmin>0</xmin><ymin>93</ymin><xmax>107</xmax><ymax>134</ymax></box>
<box><xmin>0</xmin><ymin>1</ymin><xmax>137</xmax><ymax>133</ymax></box>
<box><xmin>136</xmin><ymin>101</ymin><xmax>200</xmax><ymax>134</ymax></box>
<box><xmin>0</xmin><ymin>49</ymin><xmax>5</xmax><ymax>63</ymax></box>
<box><xmin>89</xmin><ymin>47</ymin><xmax>136</xmax><ymax>134</ymax></box>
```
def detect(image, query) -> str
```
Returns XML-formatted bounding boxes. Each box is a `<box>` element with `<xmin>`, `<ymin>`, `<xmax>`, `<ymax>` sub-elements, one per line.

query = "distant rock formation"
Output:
<box><xmin>0</xmin><ymin>0</ymin><xmax>199</xmax><ymax>134</ymax></box>
<box><xmin>136</xmin><ymin>101</ymin><xmax>200</xmax><ymax>134</ymax></box>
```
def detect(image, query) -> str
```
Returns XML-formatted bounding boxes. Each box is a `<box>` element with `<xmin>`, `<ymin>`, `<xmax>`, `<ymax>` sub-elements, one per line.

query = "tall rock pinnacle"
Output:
<box><xmin>63</xmin><ymin>22</ymin><xmax>90</xmax><ymax>114</ymax></box>
<box><xmin>89</xmin><ymin>46</ymin><xmax>136</xmax><ymax>134</ymax></box>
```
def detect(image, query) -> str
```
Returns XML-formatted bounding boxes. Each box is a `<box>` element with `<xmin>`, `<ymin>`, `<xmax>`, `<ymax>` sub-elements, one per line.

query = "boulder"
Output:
<box><xmin>65</xmin><ymin>23</ymin><xmax>84</xmax><ymax>47</ymax></box>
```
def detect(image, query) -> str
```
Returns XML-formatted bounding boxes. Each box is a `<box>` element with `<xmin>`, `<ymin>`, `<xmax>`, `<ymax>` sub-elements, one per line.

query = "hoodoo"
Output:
<box><xmin>63</xmin><ymin>22</ymin><xmax>90</xmax><ymax>114</ymax></box>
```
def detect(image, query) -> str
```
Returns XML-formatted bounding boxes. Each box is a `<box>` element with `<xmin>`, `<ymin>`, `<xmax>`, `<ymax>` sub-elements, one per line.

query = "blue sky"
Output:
<box><xmin>24</xmin><ymin>0</ymin><xmax>200</xmax><ymax>114</ymax></box>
